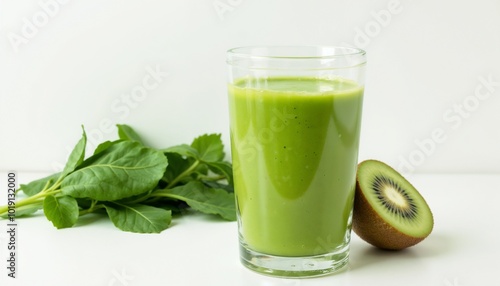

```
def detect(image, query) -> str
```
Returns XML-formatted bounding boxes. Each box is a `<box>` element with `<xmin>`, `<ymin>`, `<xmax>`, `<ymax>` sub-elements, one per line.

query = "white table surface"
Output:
<box><xmin>0</xmin><ymin>172</ymin><xmax>499</xmax><ymax>286</ymax></box>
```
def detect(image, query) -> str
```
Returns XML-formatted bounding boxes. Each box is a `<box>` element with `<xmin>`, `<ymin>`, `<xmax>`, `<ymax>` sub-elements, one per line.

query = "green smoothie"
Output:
<box><xmin>228</xmin><ymin>76</ymin><xmax>364</xmax><ymax>257</ymax></box>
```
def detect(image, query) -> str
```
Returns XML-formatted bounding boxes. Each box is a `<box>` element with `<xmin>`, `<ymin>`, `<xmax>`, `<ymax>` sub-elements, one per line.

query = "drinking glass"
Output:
<box><xmin>227</xmin><ymin>46</ymin><xmax>366</xmax><ymax>277</ymax></box>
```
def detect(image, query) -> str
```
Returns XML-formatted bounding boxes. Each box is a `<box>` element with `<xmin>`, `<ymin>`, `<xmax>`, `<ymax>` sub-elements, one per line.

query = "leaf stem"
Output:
<box><xmin>150</xmin><ymin>192</ymin><xmax>181</xmax><ymax>200</ymax></box>
<box><xmin>198</xmin><ymin>174</ymin><xmax>226</xmax><ymax>181</ymax></box>
<box><xmin>0</xmin><ymin>184</ymin><xmax>62</xmax><ymax>217</ymax></box>
<box><xmin>166</xmin><ymin>160</ymin><xmax>200</xmax><ymax>188</ymax></box>
<box><xmin>79</xmin><ymin>203</ymin><xmax>105</xmax><ymax>216</ymax></box>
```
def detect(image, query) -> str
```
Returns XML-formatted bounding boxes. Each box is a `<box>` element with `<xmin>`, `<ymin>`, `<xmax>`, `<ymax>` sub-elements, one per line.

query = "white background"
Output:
<box><xmin>0</xmin><ymin>173</ymin><xmax>499</xmax><ymax>286</ymax></box>
<box><xmin>1</xmin><ymin>0</ymin><xmax>499</xmax><ymax>173</ymax></box>
<box><xmin>1</xmin><ymin>2</ymin><xmax>500</xmax><ymax>286</ymax></box>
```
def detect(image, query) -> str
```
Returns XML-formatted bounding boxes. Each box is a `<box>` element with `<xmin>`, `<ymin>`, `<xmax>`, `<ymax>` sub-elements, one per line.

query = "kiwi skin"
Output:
<box><xmin>352</xmin><ymin>160</ymin><xmax>433</xmax><ymax>250</ymax></box>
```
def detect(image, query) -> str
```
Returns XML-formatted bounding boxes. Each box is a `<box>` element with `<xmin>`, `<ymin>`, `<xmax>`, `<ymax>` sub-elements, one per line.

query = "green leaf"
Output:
<box><xmin>0</xmin><ymin>204</ymin><xmax>43</xmax><ymax>218</ymax></box>
<box><xmin>74</xmin><ymin>197</ymin><xmax>94</xmax><ymax>209</ymax></box>
<box><xmin>117</xmin><ymin>124</ymin><xmax>144</xmax><ymax>144</ymax></box>
<box><xmin>61</xmin><ymin>141</ymin><xmax>168</xmax><ymax>201</ymax></box>
<box><xmin>93</xmin><ymin>140</ymin><xmax>122</xmax><ymax>155</ymax></box>
<box><xmin>43</xmin><ymin>195</ymin><xmax>79</xmax><ymax>229</ymax></box>
<box><xmin>194</xmin><ymin>163</ymin><xmax>209</xmax><ymax>176</ymax></box>
<box><xmin>161</xmin><ymin>181</ymin><xmax>236</xmax><ymax>221</ymax></box>
<box><xmin>162</xmin><ymin>152</ymin><xmax>193</xmax><ymax>184</ymax></box>
<box><xmin>202</xmin><ymin>181</ymin><xmax>234</xmax><ymax>193</ymax></box>
<box><xmin>191</xmin><ymin>134</ymin><xmax>224</xmax><ymax>162</ymax></box>
<box><xmin>104</xmin><ymin>203</ymin><xmax>171</xmax><ymax>233</ymax></box>
<box><xmin>151</xmin><ymin>200</ymin><xmax>189</xmax><ymax>214</ymax></box>
<box><xmin>206</xmin><ymin>161</ymin><xmax>233</xmax><ymax>185</ymax></box>
<box><xmin>163</xmin><ymin>144</ymin><xmax>199</xmax><ymax>159</ymax></box>
<box><xmin>15</xmin><ymin>204</ymin><xmax>44</xmax><ymax>217</ymax></box>
<box><xmin>20</xmin><ymin>128</ymin><xmax>86</xmax><ymax>197</ymax></box>
<box><xmin>19</xmin><ymin>172</ymin><xmax>60</xmax><ymax>197</ymax></box>
<box><xmin>61</xmin><ymin>126</ymin><xmax>87</xmax><ymax>177</ymax></box>
<box><xmin>164</xmin><ymin>134</ymin><xmax>225</xmax><ymax>163</ymax></box>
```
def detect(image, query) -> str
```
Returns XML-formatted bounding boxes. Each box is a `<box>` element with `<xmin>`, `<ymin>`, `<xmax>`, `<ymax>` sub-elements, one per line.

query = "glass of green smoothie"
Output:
<box><xmin>226</xmin><ymin>46</ymin><xmax>366</xmax><ymax>277</ymax></box>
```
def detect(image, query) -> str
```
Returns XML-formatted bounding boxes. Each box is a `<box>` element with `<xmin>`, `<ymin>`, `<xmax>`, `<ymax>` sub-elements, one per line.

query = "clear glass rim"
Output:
<box><xmin>226</xmin><ymin>45</ymin><xmax>366</xmax><ymax>60</ymax></box>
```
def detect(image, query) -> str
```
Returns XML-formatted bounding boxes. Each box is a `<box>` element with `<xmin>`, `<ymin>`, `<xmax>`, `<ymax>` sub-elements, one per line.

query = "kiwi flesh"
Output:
<box><xmin>352</xmin><ymin>160</ymin><xmax>433</xmax><ymax>250</ymax></box>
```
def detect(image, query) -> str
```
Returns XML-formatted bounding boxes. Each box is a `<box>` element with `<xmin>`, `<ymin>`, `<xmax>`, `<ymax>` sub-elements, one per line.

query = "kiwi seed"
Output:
<box><xmin>352</xmin><ymin>160</ymin><xmax>434</xmax><ymax>250</ymax></box>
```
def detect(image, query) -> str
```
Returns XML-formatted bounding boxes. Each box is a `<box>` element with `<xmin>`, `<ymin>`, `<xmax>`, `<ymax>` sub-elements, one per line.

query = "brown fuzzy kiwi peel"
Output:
<box><xmin>352</xmin><ymin>160</ymin><xmax>434</xmax><ymax>250</ymax></box>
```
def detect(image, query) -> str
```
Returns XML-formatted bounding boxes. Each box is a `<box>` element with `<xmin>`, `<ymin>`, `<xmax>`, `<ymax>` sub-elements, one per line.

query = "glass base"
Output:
<box><xmin>239</xmin><ymin>243</ymin><xmax>349</xmax><ymax>278</ymax></box>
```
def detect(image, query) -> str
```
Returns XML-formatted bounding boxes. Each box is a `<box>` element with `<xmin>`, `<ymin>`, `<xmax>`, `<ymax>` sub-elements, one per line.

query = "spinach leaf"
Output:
<box><xmin>202</xmin><ymin>180</ymin><xmax>234</xmax><ymax>193</ymax></box>
<box><xmin>191</xmin><ymin>133</ymin><xmax>224</xmax><ymax>162</ymax></box>
<box><xmin>117</xmin><ymin>124</ymin><xmax>144</xmax><ymax>144</ymax></box>
<box><xmin>164</xmin><ymin>134</ymin><xmax>224</xmax><ymax>163</ymax></box>
<box><xmin>93</xmin><ymin>140</ymin><xmax>122</xmax><ymax>155</ymax></box>
<box><xmin>104</xmin><ymin>203</ymin><xmax>171</xmax><ymax>233</ymax></box>
<box><xmin>162</xmin><ymin>152</ymin><xmax>193</xmax><ymax>184</ymax></box>
<box><xmin>19</xmin><ymin>172</ymin><xmax>60</xmax><ymax>197</ymax></box>
<box><xmin>61</xmin><ymin>141</ymin><xmax>168</xmax><ymax>201</ymax></box>
<box><xmin>206</xmin><ymin>161</ymin><xmax>233</xmax><ymax>185</ymax></box>
<box><xmin>0</xmin><ymin>124</ymin><xmax>236</xmax><ymax>234</ymax></box>
<box><xmin>163</xmin><ymin>144</ymin><xmax>199</xmax><ymax>159</ymax></box>
<box><xmin>61</xmin><ymin>127</ymin><xmax>87</xmax><ymax>177</ymax></box>
<box><xmin>43</xmin><ymin>195</ymin><xmax>79</xmax><ymax>229</ymax></box>
<box><xmin>0</xmin><ymin>204</ymin><xmax>43</xmax><ymax>218</ymax></box>
<box><xmin>19</xmin><ymin>129</ymin><xmax>86</xmax><ymax>197</ymax></box>
<box><xmin>157</xmin><ymin>181</ymin><xmax>236</xmax><ymax>221</ymax></box>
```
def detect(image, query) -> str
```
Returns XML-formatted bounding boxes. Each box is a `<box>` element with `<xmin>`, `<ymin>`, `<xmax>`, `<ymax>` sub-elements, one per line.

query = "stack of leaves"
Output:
<box><xmin>0</xmin><ymin>124</ymin><xmax>236</xmax><ymax>233</ymax></box>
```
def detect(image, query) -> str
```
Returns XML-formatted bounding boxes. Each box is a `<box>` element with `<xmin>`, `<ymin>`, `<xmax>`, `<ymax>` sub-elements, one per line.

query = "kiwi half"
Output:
<box><xmin>352</xmin><ymin>160</ymin><xmax>433</xmax><ymax>250</ymax></box>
